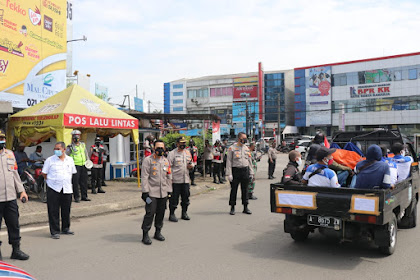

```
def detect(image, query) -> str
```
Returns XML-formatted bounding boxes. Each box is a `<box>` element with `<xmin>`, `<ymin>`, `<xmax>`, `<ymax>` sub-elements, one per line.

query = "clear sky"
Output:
<box><xmin>72</xmin><ymin>0</ymin><xmax>420</xmax><ymax>110</ymax></box>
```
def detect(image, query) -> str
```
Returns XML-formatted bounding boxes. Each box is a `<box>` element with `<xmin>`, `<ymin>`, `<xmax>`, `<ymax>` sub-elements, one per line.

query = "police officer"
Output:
<box><xmin>144</xmin><ymin>135</ymin><xmax>155</xmax><ymax>158</ymax></box>
<box><xmin>281</xmin><ymin>150</ymin><xmax>303</xmax><ymax>185</ymax></box>
<box><xmin>248</xmin><ymin>142</ymin><xmax>258</xmax><ymax>200</ymax></box>
<box><xmin>268</xmin><ymin>141</ymin><xmax>277</xmax><ymax>179</ymax></box>
<box><xmin>89</xmin><ymin>137</ymin><xmax>106</xmax><ymax>194</ymax></box>
<box><xmin>226</xmin><ymin>132</ymin><xmax>254</xmax><ymax>215</ymax></box>
<box><xmin>141</xmin><ymin>140</ymin><xmax>172</xmax><ymax>245</ymax></box>
<box><xmin>212</xmin><ymin>140</ymin><xmax>223</xmax><ymax>184</ymax></box>
<box><xmin>187</xmin><ymin>139</ymin><xmax>198</xmax><ymax>186</ymax></box>
<box><xmin>167</xmin><ymin>136</ymin><xmax>193</xmax><ymax>222</ymax></box>
<box><xmin>221</xmin><ymin>139</ymin><xmax>228</xmax><ymax>182</ymax></box>
<box><xmin>66</xmin><ymin>130</ymin><xmax>90</xmax><ymax>202</ymax></box>
<box><xmin>0</xmin><ymin>129</ymin><xmax>29</xmax><ymax>260</ymax></box>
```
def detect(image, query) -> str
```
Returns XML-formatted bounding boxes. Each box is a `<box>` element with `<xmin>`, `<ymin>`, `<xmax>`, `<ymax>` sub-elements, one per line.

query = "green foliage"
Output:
<box><xmin>160</xmin><ymin>133</ymin><xmax>190</xmax><ymax>150</ymax></box>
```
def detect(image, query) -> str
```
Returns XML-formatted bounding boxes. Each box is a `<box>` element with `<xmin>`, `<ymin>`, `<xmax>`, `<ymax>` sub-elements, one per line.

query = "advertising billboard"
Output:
<box><xmin>233</xmin><ymin>86</ymin><xmax>258</xmax><ymax>100</ymax></box>
<box><xmin>0</xmin><ymin>0</ymin><xmax>67</xmax><ymax>108</ymax></box>
<box><xmin>95</xmin><ymin>83</ymin><xmax>109</xmax><ymax>100</ymax></box>
<box><xmin>134</xmin><ymin>97</ymin><xmax>143</xmax><ymax>112</ymax></box>
<box><xmin>306</xmin><ymin>66</ymin><xmax>331</xmax><ymax>125</ymax></box>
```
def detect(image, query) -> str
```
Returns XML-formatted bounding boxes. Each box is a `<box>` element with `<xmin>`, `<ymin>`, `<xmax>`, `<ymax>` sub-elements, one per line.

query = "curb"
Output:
<box><xmin>19</xmin><ymin>182</ymin><xmax>230</xmax><ymax>227</ymax></box>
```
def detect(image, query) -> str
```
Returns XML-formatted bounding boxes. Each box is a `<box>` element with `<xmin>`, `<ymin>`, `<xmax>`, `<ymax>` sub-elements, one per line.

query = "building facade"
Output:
<box><xmin>164</xmin><ymin>80</ymin><xmax>187</xmax><ymax>114</ymax></box>
<box><xmin>294</xmin><ymin>52</ymin><xmax>420</xmax><ymax>137</ymax></box>
<box><xmin>165</xmin><ymin>69</ymin><xmax>295</xmax><ymax>139</ymax></box>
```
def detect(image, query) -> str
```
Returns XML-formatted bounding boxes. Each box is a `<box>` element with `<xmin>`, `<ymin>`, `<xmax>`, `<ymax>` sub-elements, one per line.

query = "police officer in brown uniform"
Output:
<box><xmin>0</xmin><ymin>130</ymin><xmax>29</xmax><ymax>260</ymax></box>
<box><xmin>141</xmin><ymin>140</ymin><xmax>172</xmax><ymax>245</ymax></box>
<box><xmin>226</xmin><ymin>132</ymin><xmax>254</xmax><ymax>215</ymax></box>
<box><xmin>268</xmin><ymin>142</ymin><xmax>277</xmax><ymax>179</ymax></box>
<box><xmin>167</xmin><ymin>136</ymin><xmax>193</xmax><ymax>222</ymax></box>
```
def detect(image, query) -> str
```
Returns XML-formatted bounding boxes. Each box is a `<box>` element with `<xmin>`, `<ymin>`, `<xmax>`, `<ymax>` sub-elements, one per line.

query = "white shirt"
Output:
<box><xmin>303</xmin><ymin>163</ymin><xmax>341</xmax><ymax>188</ymax></box>
<box><xmin>42</xmin><ymin>155</ymin><xmax>77</xmax><ymax>194</ymax></box>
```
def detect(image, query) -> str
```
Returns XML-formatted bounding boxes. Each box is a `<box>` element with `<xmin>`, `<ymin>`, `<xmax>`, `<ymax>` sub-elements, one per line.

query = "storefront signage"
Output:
<box><xmin>305</xmin><ymin>66</ymin><xmax>332</xmax><ymax>125</ymax></box>
<box><xmin>233</xmin><ymin>86</ymin><xmax>258</xmax><ymax>100</ymax></box>
<box><xmin>63</xmin><ymin>114</ymin><xmax>138</xmax><ymax>129</ymax></box>
<box><xmin>350</xmin><ymin>84</ymin><xmax>391</xmax><ymax>98</ymax></box>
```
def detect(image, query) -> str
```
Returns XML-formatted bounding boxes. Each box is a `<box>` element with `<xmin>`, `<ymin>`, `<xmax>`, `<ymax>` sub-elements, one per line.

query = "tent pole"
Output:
<box><xmin>136</xmin><ymin>143</ymin><xmax>141</xmax><ymax>188</ymax></box>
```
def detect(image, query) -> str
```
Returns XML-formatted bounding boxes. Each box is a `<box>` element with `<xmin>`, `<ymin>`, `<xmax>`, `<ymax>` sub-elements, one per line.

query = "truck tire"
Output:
<box><xmin>379</xmin><ymin>214</ymin><xmax>397</xmax><ymax>255</ymax></box>
<box><xmin>399</xmin><ymin>201</ymin><xmax>417</xmax><ymax>229</ymax></box>
<box><xmin>290</xmin><ymin>230</ymin><xmax>309</xmax><ymax>242</ymax></box>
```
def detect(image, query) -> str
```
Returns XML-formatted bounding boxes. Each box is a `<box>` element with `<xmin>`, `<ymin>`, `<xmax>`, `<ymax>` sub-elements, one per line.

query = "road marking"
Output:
<box><xmin>0</xmin><ymin>225</ymin><xmax>49</xmax><ymax>236</ymax></box>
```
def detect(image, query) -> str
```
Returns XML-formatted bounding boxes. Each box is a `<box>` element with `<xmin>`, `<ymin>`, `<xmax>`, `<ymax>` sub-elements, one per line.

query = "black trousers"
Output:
<box><xmin>222</xmin><ymin>160</ymin><xmax>226</xmax><ymax>178</ymax></box>
<box><xmin>72</xmin><ymin>165</ymin><xmax>88</xmax><ymax>200</ymax></box>
<box><xmin>205</xmin><ymin>160</ymin><xmax>212</xmax><ymax>176</ymax></box>
<box><xmin>212</xmin><ymin>162</ymin><xmax>221</xmax><ymax>182</ymax></box>
<box><xmin>229</xmin><ymin>167</ymin><xmax>249</xmax><ymax>206</ymax></box>
<box><xmin>189</xmin><ymin>166</ymin><xmax>195</xmax><ymax>184</ymax></box>
<box><xmin>91</xmin><ymin>167</ymin><xmax>103</xmax><ymax>189</ymax></box>
<box><xmin>102</xmin><ymin>161</ymin><xmax>107</xmax><ymax>183</ymax></box>
<box><xmin>169</xmin><ymin>183</ymin><xmax>190</xmax><ymax>210</ymax></box>
<box><xmin>141</xmin><ymin>197</ymin><xmax>167</xmax><ymax>232</ymax></box>
<box><xmin>47</xmin><ymin>187</ymin><xmax>72</xmax><ymax>235</ymax></box>
<box><xmin>0</xmin><ymin>200</ymin><xmax>21</xmax><ymax>246</ymax></box>
<box><xmin>268</xmin><ymin>159</ymin><xmax>276</xmax><ymax>177</ymax></box>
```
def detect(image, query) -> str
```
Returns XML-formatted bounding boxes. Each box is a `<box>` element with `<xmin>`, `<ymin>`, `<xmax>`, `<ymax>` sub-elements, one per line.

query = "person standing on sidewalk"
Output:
<box><xmin>187</xmin><ymin>139</ymin><xmax>198</xmax><ymax>186</ymax></box>
<box><xmin>141</xmin><ymin>140</ymin><xmax>172</xmax><ymax>245</ymax></box>
<box><xmin>100</xmin><ymin>137</ymin><xmax>109</xmax><ymax>187</ymax></box>
<box><xmin>226</xmin><ymin>132</ymin><xmax>254</xmax><ymax>215</ymax></box>
<box><xmin>212</xmin><ymin>140</ymin><xmax>223</xmax><ymax>184</ymax></box>
<box><xmin>89</xmin><ymin>137</ymin><xmax>106</xmax><ymax>194</ymax></box>
<box><xmin>0</xmin><ymin>129</ymin><xmax>29</xmax><ymax>261</ymax></box>
<box><xmin>221</xmin><ymin>139</ymin><xmax>228</xmax><ymax>182</ymax></box>
<box><xmin>66</xmin><ymin>130</ymin><xmax>90</xmax><ymax>203</ymax></box>
<box><xmin>203</xmin><ymin>140</ymin><xmax>213</xmax><ymax>177</ymax></box>
<box><xmin>248</xmin><ymin>142</ymin><xmax>258</xmax><ymax>200</ymax></box>
<box><xmin>268</xmin><ymin>142</ymin><xmax>277</xmax><ymax>179</ymax></box>
<box><xmin>168</xmin><ymin>136</ymin><xmax>193</xmax><ymax>222</ymax></box>
<box><xmin>42</xmin><ymin>142</ymin><xmax>77</xmax><ymax>239</ymax></box>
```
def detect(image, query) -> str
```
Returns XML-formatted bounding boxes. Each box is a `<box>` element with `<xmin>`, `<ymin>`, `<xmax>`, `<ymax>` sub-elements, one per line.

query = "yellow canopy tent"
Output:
<box><xmin>7</xmin><ymin>84</ymin><xmax>141</xmax><ymax>187</ymax></box>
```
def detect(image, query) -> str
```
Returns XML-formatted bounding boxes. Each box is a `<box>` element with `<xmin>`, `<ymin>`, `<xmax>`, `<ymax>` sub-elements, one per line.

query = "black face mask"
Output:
<box><xmin>95</xmin><ymin>142</ymin><xmax>100</xmax><ymax>147</ymax></box>
<box><xmin>179</xmin><ymin>144</ymin><xmax>186</xmax><ymax>149</ymax></box>
<box><xmin>155</xmin><ymin>148</ymin><xmax>164</xmax><ymax>156</ymax></box>
<box><xmin>0</xmin><ymin>143</ymin><xmax>5</xmax><ymax>150</ymax></box>
<box><xmin>73</xmin><ymin>137</ymin><xmax>80</xmax><ymax>143</ymax></box>
<box><xmin>240</xmin><ymin>138</ymin><xmax>247</xmax><ymax>144</ymax></box>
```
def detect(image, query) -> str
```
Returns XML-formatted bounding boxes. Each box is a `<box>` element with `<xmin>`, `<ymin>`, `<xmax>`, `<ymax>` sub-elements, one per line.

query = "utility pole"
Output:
<box><xmin>148</xmin><ymin>100</ymin><xmax>151</xmax><ymax>113</ymax></box>
<box><xmin>136</xmin><ymin>84</ymin><xmax>138</xmax><ymax>98</ymax></box>
<box><xmin>277</xmin><ymin>91</ymin><xmax>281</xmax><ymax>144</ymax></box>
<box><xmin>245</xmin><ymin>99</ymin><xmax>249</xmax><ymax>137</ymax></box>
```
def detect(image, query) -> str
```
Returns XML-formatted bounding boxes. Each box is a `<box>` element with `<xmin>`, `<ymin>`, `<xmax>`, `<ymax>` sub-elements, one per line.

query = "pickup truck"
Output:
<box><xmin>270</xmin><ymin>129</ymin><xmax>419</xmax><ymax>255</ymax></box>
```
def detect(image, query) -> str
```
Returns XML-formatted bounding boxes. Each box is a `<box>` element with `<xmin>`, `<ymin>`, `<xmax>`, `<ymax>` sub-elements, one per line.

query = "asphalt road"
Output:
<box><xmin>4</xmin><ymin>153</ymin><xmax>420</xmax><ymax>280</ymax></box>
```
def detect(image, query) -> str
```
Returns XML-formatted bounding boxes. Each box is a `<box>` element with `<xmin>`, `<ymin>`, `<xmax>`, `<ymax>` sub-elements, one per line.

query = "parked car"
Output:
<box><xmin>295</xmin><ymin>140</ymin><xmax>311</xmax><ymax>159</ymax></box>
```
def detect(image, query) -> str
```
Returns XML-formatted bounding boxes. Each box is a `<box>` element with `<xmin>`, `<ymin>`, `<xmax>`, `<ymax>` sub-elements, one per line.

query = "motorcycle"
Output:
<box><xmin>20</xmin><ymin>161</ymin><xmax>47</xmax><ymax>203</ymax></box>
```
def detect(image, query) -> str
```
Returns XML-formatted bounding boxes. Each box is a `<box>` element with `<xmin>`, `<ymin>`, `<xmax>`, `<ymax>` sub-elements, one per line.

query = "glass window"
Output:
<box><xmin>173</xmin><ymin>92</ymin><xmax>183</xmax><ymax>97</ymax></box>
<box><xmin>173</xmin><ymin>99</ymin><xmax>183</xmax><ymax>104</ymax></box>
<box><xmin>409</xmin><ymin>69</ymin><xmax>417</xmax><ymax>80</ymax></box>
<box><xmin>173</xmin><ymin>84</ymin><xmax>183</xmax><ymax>89</ymax></box>
<box><xmin>173</xmin><ymin>107</ymin><xmax>183</xmax><ymax>111</ymax></box>
<box><xmin>358</xmin><ymin>72</ymin><xmax>365</xmax><ymax>84</ymax></box>
<box><xmin>394</xmin><ymin>70</ymin><xmax>402</xmax><ymax>81</ymax></box>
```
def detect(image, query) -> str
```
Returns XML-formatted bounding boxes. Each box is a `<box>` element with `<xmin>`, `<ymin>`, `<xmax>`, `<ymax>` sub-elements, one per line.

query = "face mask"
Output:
<box><xmin>296</xmin><ymin>158</ymin><xmax>302</xmax><ymax>166</ymax></box>
<box><xmin>95</xmin><ymin>142</ymin><xmax>100</xmax><ymax>147</ymax></box>
<box><xmin>240</xmin><ymin>138</ymin><xmax>247</xmax><ymax>144</ymax></box>
<box><xmin>155</xmin><ymin>148</ymin><xmax>164</xmax><ymax>156</ymax></box>
<box><xmin>73</xmin><ymin>137</ymin><xmax>80</xmax><ymax>143</ymax></box>
<box><xmin>179</xmin><ymin>144</ymin><xmax>186</xmax><ymax>149</ymax></box>
<box><xmin>324</xmin><ymin>158</ymin><xmax>333</xmax><ymax>165</ymax></box>
<box><xmin>401</xmin><ymin>151</ymin><xmax>405</xmax><ymax>157</ymax></box>
<box><xmin>36</xmin><ymin>152</ymin><xmax>42</xmax><ymax>156</ymax></box>
<box><xmin>100</xmin><ymin>140</ymin><xmax>104</xmax><ymax>144</ymax></box>
<box><xmin>0</xmin><ymin>141</ymin><xmax>5</xmax><ymax>150</ymax></box>
<box><xmin>54</xmin><ymin>150</ymin><xmax>63</xmax><ymax>157</ymax></box>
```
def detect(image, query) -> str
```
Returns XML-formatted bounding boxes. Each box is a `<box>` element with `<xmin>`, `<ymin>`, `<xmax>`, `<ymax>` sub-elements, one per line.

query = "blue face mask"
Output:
<box><xmin>54</xmin><ymin>150</ymin><xmax>63</xmax><ymax>157</ymax></box>
<box><xmin>100</xmin><ymin>140</ymin><xmax>104</xmax><ymax>144</ymax></box>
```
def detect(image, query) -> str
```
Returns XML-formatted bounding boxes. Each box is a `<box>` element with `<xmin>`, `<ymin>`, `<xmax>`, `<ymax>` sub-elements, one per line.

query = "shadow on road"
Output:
<box><xmin>233</xmin><ymin>223</ymin><xmax>388</xmax><ymax>271</ymax></box>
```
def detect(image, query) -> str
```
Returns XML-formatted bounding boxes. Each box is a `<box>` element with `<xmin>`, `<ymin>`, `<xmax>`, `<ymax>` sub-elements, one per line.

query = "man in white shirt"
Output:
<box><xmin>390</xmin><ymin>143</ymin><xmax>414</xmax><ymax>183</ymax></box>
<box><xmin>42</xmin><ymin>142</ymin><xmax>77</xmax><ymax>239</ymax></box>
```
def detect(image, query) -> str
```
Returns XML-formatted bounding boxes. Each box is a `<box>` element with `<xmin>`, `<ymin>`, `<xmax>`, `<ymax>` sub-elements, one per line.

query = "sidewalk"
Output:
<box><xmin>18</xmin><ymin>176</ymin><xmax>230</xmax><ymax>226</ymax></box>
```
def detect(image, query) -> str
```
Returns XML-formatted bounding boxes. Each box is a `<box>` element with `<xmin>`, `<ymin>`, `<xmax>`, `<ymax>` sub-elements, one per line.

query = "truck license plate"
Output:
<box><xmin>307</xmin><ymin>215</ymin><xmax>341</xmax><ymax>230</ymax></box>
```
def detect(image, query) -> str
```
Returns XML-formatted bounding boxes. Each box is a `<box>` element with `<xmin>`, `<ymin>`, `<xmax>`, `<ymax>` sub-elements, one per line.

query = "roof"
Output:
<box><xmin>294</xmin><ymin>51</ymin><xmax>420</xmax><ymax>70</ymax></box>
<box><xmin>128</xmin><ymin>112</ymin><xmax>220</xmax><ymax>121</ymax></box>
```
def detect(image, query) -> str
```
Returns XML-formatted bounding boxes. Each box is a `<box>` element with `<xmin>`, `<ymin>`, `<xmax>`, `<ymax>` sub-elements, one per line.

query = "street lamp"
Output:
<box><xmin>240</xmin><ymin>92</ymin><xmax>251</xmax><ymax>137</ymax></box>
<box><xmin>67</xmin><ymin>35</ymin><xmax>87</xmax><ymax>43</ymax></box>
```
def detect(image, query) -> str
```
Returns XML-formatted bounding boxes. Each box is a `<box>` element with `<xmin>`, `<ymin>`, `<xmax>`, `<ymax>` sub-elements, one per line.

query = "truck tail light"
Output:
<box><xmin>353</xmin><ymin>215</ymin><xmax>377</xmax><ymax>224</ymax></box>
<box><xmin>276</xmin><ymin>207</ymin><xmax>293</xmax><ymax>214</ymax></box>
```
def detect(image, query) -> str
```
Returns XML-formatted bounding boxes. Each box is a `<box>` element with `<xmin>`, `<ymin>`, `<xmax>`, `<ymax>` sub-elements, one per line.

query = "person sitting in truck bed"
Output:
<box><xmin>379</xmin><ymin>144</ymin><xmax>397</xmax><ymax>186</ymax></box>
<box><xmin>302</xmin><ymin>147</ymin><xmax>340</xmax><ymax>188</ymax></box>
<box><xmin>390</xmin><ymin>142</ymin><xmax>413</xmax><ymax>183</ymax></box>
<box><xmin>354</xmin><ymin>144</ymin><xmax>391</xmax><ymax>190</ymax></box>
<box><xmin>281</xmin><ymin>150</ymin><xmax>303</xmax><ymax>185</ymax></box>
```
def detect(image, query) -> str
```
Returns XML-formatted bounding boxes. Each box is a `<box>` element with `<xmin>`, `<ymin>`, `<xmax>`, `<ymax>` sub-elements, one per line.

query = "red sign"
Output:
<box><xmin>63</xmin><ymin>114</ymin><xmax>138</xmax><ymax>129</ymax></box>
<box><xmin>233</xmin><ymin>86</ymin><xmax>258</xmax><ymax>100</ymax></box>
<box><xmin>212</xmin><ymin>121</ymin><xmax>220</xmax><ymax>133</ymax></box>
<box><xmin>318</xmin><ymin>81</ymin><xmax>331</xmax><ymax>96</ymax></box>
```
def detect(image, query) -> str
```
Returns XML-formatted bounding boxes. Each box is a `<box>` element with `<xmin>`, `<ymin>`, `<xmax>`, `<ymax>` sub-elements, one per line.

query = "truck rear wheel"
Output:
<box><xmin>379</xmin><ymin>214</ymin><xmax>397</xmax><ymax>255</ymax></box>
<box><xmin>290</xmin><ymin>230</ymin><xmax>309</xmax><ymax>242</ymax></box>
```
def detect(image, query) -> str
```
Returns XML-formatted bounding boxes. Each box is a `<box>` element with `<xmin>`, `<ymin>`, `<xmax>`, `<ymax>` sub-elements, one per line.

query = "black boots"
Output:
<box><xmin>249</xmin><ymin>192</ymin><xmax>258</xmax><ymax>200</ymax></box>
<box><xmin>10</xmin><ymin>244</ymin><xmax>29</xmax><ymax>260</ymax></box>
<box><xmin>154</xmin><ymin>229</ymin><xmax>165</xmax><ymax>241</ymax></box>
<box><xmin>92</xmin><ymin>187</ymin><xmax>97</xmax><ymax>194</ymax></box>
<box><xmin>169</xmin><ymin>209</ymin><xmax>178</xmax><ymax>222</ymax></box>
<box><xmin>97</xmin><ymin>187</ymin><xmax>106</xmax><ymax>193</ymax></box>
<box><xmin>181</xmin><ymin>206</ymin><xmax>190</xmax><ymax>220</ymax></box>
<box><xmin>243</xmin><ymin>205</ymin><xmax>252</xmax><ymax>215</ymax></box>
<box><xmin>142</xmin><ymin>231</ymin><xmax>152</xmax><ymax>245</ymax></box>
<box><xmin>230</xmin><ymin>206</ymin><xmax>235</xmax><ymax>215</ymax></box>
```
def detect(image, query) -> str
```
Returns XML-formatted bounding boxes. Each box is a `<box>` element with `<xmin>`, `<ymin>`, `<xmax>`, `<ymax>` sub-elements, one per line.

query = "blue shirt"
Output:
<box><xmin>354</xmin><ymin>160</ymin><xmax>391</xmax><ymax>189</ymax></box>
<box><xmin>303</xmin><ymin>163</ymin><xmax>340</xmax><ymax>188</ymax></box>
<box><xmin>14</xmin><ymin>151</ymin><xmax>28</xmax><ymax>174</ymax></box>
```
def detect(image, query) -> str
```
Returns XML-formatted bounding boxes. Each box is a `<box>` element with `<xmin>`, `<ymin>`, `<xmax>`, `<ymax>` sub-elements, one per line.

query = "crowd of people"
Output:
<box><xmin>280</xmin><ymin>132</ymin><xmax>414</xmax><ymax>191</ymax></box>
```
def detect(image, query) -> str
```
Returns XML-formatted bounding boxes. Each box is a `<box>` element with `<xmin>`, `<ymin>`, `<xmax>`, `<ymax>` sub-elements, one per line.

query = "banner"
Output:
<box><xmin>0</xmin><ymin>0</ymin><xmax>67</xmax><ymax>108</ymax></box>
<box><xmin>63</xmin><ymin>114</ymin><xmax>138</xmax><ymax>129</ymax></box>
<box><xmin>134</xmin><ymin>97</ymin><xmax>143</xmax><ymax>112</ymax></box>
<box><xmin>233</xmin><ymin>85</ymin><xmax>258</xmax><ymax>100</ymax></box>
<box><xmin>212</xmin><ymin>121</ymin><xmax>220</xmax><ymax>144</ymax></box>
<box><xmin>306</xmin><ymin>66</ymin><xmax>331</xmax><ymax>125</ymax></box>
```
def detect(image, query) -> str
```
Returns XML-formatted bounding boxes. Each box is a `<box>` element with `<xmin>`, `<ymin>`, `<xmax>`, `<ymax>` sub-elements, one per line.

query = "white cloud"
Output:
<box><xmin>71</xmin><ymin>0</ymin><xmax>420</xmax><ymax>108</ymax></box>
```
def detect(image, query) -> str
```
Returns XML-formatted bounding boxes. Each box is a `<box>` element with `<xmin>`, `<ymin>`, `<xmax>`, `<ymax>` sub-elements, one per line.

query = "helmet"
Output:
<box><xmin>95</xmin><ymin>137</ymin><xmax>101</xmax><ymax>143</ymax></box>
<box><xmin>313</xmin><ymin>133</ymin><xmax>325</xmax><ymax>144</ymax></box>
<box><xmin>71</xmin><ymin>130</ymin><xmax>81</xmax><ymax>136</ymax></box>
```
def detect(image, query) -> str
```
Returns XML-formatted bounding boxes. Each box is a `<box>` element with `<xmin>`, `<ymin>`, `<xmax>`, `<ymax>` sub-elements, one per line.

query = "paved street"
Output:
<box><xmin>3</xmin><ymin>153</ymin><xmax>420</xmax><ymax>280</ymax></box>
